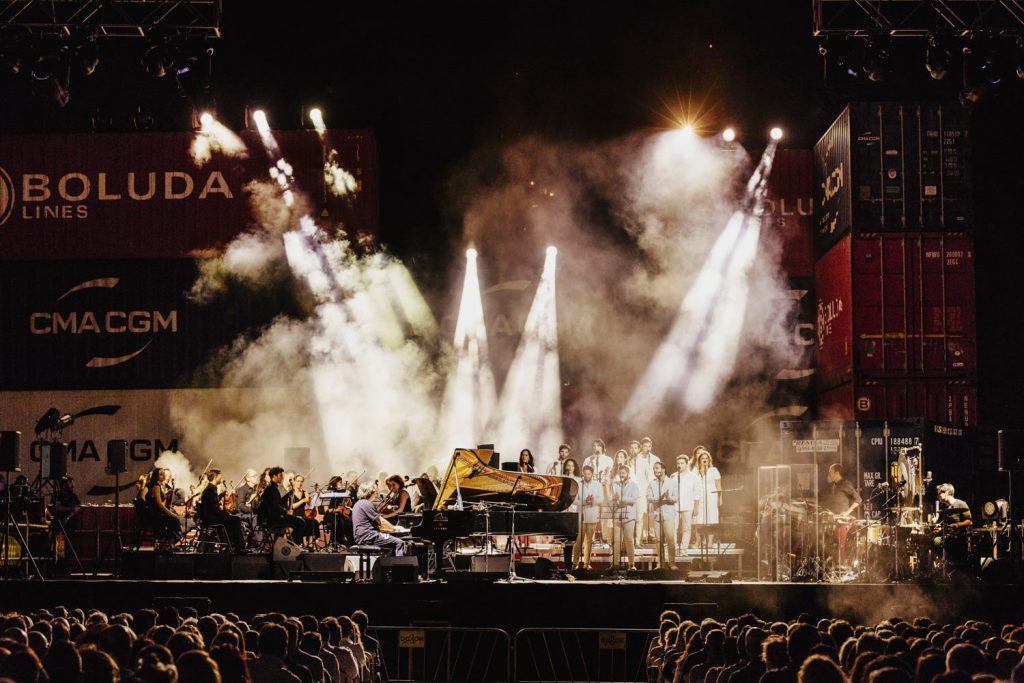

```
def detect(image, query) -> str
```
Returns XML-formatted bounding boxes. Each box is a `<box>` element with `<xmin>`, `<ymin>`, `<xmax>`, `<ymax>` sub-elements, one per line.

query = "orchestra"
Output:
<box><xmin>11</xmin><ymin>434</ymin><xmax>983</xmax><ymax>587</ymax></box>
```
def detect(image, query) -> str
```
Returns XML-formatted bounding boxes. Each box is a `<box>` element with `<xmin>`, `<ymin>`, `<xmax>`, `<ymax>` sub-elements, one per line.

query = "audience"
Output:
<box><xmin>0</xmin><ymin>606</ymin><xmax>379</xmax><ymax>683</ymax></box>
<box><xmin>646</xmin><ymin>612</ymin><xmax>1024</xmax><ymax>683</ymax></box>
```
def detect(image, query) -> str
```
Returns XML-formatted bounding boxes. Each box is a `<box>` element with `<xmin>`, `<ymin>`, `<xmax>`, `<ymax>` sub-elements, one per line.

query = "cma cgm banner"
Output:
<box><xmin>0</xmin><ymin>259</ymin><xmax>276</xmax><ymax>390</ymax></box>
<box><xmin>0</xmin><ymin>129</ymin><xmax>377</xmax><ymax>259</ymax></box>
<box><xmin>0</xmin><ymin>389</ymin><xmax>249</xmax><ymax>503</ymax></box>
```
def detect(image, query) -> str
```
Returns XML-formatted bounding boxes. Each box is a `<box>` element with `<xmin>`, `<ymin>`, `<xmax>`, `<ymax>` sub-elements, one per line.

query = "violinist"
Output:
<box><xmin>146</xmin><ymin>467</ymin><xmax>182</xmax><ymax>544</ymax></box>
<box><xmin>322</xmin><ymin>475</ymin><xmax>354</xmax><ymax>547</ymax></box>
<box><xmin>257</xmin><ymin>467</ymin><xmax>306</xmax><ymax>545</ymax></box>
<box><xmin>380</xmin><ymin>475</ymin><xmax>411</xmax><ymax>520</ymax></box>
<box><xmin>234</xmin><ymin>469</ymin><xmax>258</xmax><ymax>515</ymax></box>
<box><xmin>198</xmin><ymin>468</ymin><xmax>246</xmax><ymax>553</ymax></box>
<box><xmin>284</xmin><ymin>474</ymin><xmax>321</xmax><ymax>548</ymax></box>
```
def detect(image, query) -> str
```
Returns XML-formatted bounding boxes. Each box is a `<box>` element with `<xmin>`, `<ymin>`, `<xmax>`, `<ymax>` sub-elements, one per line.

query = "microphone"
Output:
<box><xmin>876</xmin><ymin>482</ymin><xmax>889</xmax><ymax>489</ymax></box>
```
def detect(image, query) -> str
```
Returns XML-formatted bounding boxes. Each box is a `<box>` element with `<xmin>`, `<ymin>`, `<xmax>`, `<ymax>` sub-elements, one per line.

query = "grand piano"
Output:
<box><xmin>401</xmin><ymin>448</ymin><xmax>579</xmax><ymax>553</ymax></box>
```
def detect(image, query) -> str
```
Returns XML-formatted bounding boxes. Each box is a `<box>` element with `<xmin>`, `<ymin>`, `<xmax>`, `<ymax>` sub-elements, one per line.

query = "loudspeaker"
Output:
<box><xmin>0</xmin><ymin>431</ymin><xmax>21</xmax><ymax>472</ymax></box>
<box><xmin>516</xmin><ymin>556</ymin><xmax>556</xmax><ymax>579</ymax></box>
<box><xmin>41</xmin><ymin>441</ymin><xmax>68</xmax><ymax>480</ymax></box>
<box><xmin>379</xmin><ymin>556</ymin><xmax>419</xmax><ymax>583</ymax></box>
<box><xmin>272</xmin><ymin>536</ymin><xmax>304</xmax><ymax>562</ymax></box>
<box><xmin>997</xmin><ymin>430</ymin><xmax>1024</xmax><ymax>472</ymax></box>
<box><xmin>106</xmin><ymin>440</ymin><xmax>127</xmax><ymax>474</ymax></box>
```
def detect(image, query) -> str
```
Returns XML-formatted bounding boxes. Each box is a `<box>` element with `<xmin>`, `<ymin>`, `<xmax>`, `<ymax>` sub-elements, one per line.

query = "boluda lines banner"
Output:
<box><xmin>0</xmin><ymin>129</ymin><xmax>378</xmax><ymax>260</ymax></box>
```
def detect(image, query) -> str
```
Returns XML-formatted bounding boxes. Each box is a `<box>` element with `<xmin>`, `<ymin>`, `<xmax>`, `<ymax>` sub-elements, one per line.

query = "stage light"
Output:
<box><xmin>769</xmin><ymin>127</ymin><xmax>783</xmax><ymax>141</ymax></box>
<box><xmin>466</xmin><ymin>247</ymin><xmax>478</xmax><ymax>260</ymax></box>
<box><xmin>680</xmin><ymin>123</ymin><xmax>696</xmax><ymax>136</ymax></box>
<box><xmin>925</xmin><ymin>36</ymin><xmax>951</xmax><ymax>81</ymax></box>
<box><xmin>143</xmin><ymin>43</ymin><xmax>172</xmax><ymax>78</ymax></box>
<box><xmin>722</xmin><ymin>128</ymin><xmax>736</xmax><ymax>142</ymax></box>
<box><xmin>31</xmin><ymin>54</ymin><xmax>62</xmax><ymax>81</ymax></box>
<box><xmin>1016</xmin><ymin>39</ymin><xmax>1024</xmax><ymax>79</ymax></box>
<box><xmin>75</xmin><ymin>38</ymin><xmax>99</xmax><ymax>76</ymax></box>
<box><xmin>309</xmin><ymin>107</ymin><xmax>326</xmax><ymax>135</ymax></box>
<box><xmin>864</xmin><ymin>38</ymin><xmax>892</xmax><ymax>82</ymax></box>
<box><xmin>980</xmin><ymin>50</ymin><xmax>1003</xmax><ymax>85</ymax></box>
<box><xmin>199</xmin><ymin>111</ymin><xmax>214</xmax><ymax>128</ymax></box>
<box><xmin>546</xmin><ymin>245</ymin><xmax>557</xmax><ymax>258</ymax></box>
<box><xmin>253</xmin><ymin>109</ymin><xmax>271</xmax><ymax>135</ymax></box>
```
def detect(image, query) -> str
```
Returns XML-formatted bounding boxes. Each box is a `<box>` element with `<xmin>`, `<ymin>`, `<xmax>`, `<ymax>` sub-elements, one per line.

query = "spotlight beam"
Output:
<box><xmin>622</xmin><ymin>142</ymin><xmax>779</xmax><ymax>423</ymax></box>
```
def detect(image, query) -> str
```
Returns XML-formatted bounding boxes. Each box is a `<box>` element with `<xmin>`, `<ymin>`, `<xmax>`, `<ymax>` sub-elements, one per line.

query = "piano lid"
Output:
<box><xmin>433</xmin><ymin>448</ymin><xmax>578</xmax><ymax>512</ymax></box>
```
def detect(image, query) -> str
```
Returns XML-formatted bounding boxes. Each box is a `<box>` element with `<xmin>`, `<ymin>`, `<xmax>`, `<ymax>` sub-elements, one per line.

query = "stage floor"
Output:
<box><xmin>1</xmin><ymin>575</ymin><xmax>1017</xmax><ymax>629</ymax></box>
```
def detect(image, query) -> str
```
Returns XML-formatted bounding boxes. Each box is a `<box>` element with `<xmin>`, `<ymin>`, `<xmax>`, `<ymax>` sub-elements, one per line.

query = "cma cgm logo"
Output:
<box><xmin>0</xmin><ymin>164</ymin><xmax>233</xmax><ymax>226</ymax></box>
<box><xmin>29</xmin><ymin>277</ymin><xmax>177</xmax><ymax>368</ymax></box>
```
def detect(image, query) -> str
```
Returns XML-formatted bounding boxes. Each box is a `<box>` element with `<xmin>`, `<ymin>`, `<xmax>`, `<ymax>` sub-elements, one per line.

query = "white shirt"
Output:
<box><xmin>575</xmin><ymin>478</ymin><xmax>605</xmax><ymax>524</ymax></box>
<box><xmin>582</xmin><ymin>453</ymin><xmax>614</xmax><ymax>484</ymax></box>
<box><xmin>646</xmin><ymin>477</ymin><xmax>677</xmax><ymax>522</ymax></box>
<box><xmin>611</xmin><ymin>479</ymin><xmax>641</xmax><ymax>523</ymax></box>
<box><xmin>669</xmin><ymin>470</ymin><xmax>702</xmax><ymax>512</ymax></box>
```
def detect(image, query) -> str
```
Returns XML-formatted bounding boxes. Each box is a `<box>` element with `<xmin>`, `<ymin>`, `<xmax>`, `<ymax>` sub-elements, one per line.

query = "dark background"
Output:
<box><xmin>3</xmin><ymin>1</ymin><xmax>1022</xmax><ymax>429</ymax></box>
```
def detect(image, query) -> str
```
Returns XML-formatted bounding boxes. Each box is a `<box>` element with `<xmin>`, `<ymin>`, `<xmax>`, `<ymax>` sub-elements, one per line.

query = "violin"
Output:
<box><xmin>303</xmin><ymin>484</ymin><xmax>322</xmax><ymax>520</ymax></box>
<box><xmin>221</xmin><ymin>480</ymin><xmax>237</xmax><ymax>513</ymax></box>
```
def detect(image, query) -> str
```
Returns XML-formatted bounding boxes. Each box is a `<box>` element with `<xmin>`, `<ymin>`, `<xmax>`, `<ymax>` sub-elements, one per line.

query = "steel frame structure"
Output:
<box><xmin>0</xmin><ymin>0</ymin><xmax>221</xmax><ymax>39</ymax></box>
<box><xmin>813</xmin><ymin>0</ymin><xmax>1024</xmax><ymax>37</ymax></box>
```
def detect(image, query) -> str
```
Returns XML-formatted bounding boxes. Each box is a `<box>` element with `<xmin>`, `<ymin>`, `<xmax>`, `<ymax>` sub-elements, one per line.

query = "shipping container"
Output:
<box><xmin>0</xmin><ymin>259</ymin><xmax>284</xmax><ymax>390</ymax></box>
<box><xmin>815</xmin><ymin>232</ymin><xmax>976</xmax><ymax>388</ymax></box>
<box><xmin>814</xmin><ymin>102</ymin><xmax>971</xmax><ymax>253</ymax></box>
<box><xmin>765</xmin><ymin>149</ymin><xmax>816</xmax><ymax>279</ymax></box>
<box><xmin>818</xmin><ymin>377</ymin><xmax>977</xmax><ymax>427</ymax></box>
<box><xmin>780</xmin><ymin>418</ymin><xmax>975</xmax><ymax>518</ymax></box>
<box><xmin>0</xmin><ymin>129</ymin><xmax>378</xmax><ymax>260</ymax></box>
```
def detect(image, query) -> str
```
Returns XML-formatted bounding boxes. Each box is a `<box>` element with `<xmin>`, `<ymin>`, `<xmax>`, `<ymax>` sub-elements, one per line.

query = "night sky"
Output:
<box><xmin>4</xmin><ymin>1</ymin><xmax>1024</xmax><ymax>429</ymax></box>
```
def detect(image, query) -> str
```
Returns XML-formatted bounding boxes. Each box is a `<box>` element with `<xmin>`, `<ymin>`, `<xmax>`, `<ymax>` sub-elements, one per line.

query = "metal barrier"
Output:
<box><xmin>370</xmin><ymin>625</ymin><xmax>511</xmax><ymax>682</ymax></box>
<box><xmin>514</xmin><ymin>627</ymin><xmax>658</xmax><ymax>683</ymax></box>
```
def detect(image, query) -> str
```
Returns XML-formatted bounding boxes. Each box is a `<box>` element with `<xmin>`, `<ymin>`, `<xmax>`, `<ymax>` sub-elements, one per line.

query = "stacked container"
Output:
<box><xmin>813</xmin><ymin>103</ymin><xmax>977</xmax><ymax>426</ymax></box>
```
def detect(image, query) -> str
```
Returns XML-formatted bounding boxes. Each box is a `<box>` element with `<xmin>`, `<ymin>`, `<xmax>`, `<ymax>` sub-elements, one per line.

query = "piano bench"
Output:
<box><xmin>350</xmin><ymin>545</ymin><xmax>394</xmax><ymax>582</ymax></box>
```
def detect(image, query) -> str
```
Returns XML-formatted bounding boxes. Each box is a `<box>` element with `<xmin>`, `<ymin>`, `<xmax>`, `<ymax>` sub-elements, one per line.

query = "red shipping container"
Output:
<box><xmin>765</xmin><ymin>149</ymin><xmax>815</xmax><ymax>279</ymax></box>
<box><xmin>0</xmin><ymin>129</ymin><xmax>378</xmax><ymax>260</ymax></box>
<box><xmin>817</xmin><ymin>378</ymin><xmax>977</xmax><ymax>427</ymax></box>
<box><xmin>815</xmin><ymin>232</ymin><xmax>976</xmax><ymax>390</ymax></box>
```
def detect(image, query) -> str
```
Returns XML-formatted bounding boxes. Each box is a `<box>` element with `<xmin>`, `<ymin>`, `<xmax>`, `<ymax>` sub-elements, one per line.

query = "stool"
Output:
<box><xmin>350</xmin><ymin>544</ymin><xmax>393</xmax><ymax>582</ymax></box>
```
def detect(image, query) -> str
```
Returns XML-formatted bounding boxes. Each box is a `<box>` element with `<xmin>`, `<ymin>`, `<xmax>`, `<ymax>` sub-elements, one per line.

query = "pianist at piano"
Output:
<box><xmin>351</xmin><ymin>482</ymin><xmax>408</xmax><ymax>557</ymax></box>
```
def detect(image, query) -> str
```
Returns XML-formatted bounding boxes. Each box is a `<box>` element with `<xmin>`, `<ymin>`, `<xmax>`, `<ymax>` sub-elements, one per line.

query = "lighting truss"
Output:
<box><xmin>0</xmin><ymin>0</ymin><xmax>221</xmax><ymax>39</ymax></box>
<box><xmin>813</xmin><ymin>0</ymin><xmax>1024</xmax><ymax>38</ymax></box>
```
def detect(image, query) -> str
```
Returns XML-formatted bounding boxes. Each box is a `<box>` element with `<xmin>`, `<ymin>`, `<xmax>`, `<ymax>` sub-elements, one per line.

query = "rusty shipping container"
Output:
<box><xmin>814</xmin><ymin>233</ymin><xmax>976</xmax><ymax>389</ymax></box>
<box><xmin>765</xmin><ymin>149</ymin><xmax>816</xmax><ymax>280</ymax></box>
<box><xmin>817</xmin><ymin>377</ymin><xmax>977</xmax><ymax>427</ymax></box>
<box><xmin>0</xmin><ymin>259</ymin><xmax>283</xmax><ymax>390</ymax></box>
<box><xmin>0</xmin><ymin>129</ymin><xmax>378</xmax><ymax>260</ymax></box>
<box><xmin>814</xmin><ymin>102</ymin><xmax>971</xmax><ymax>254</ymax></box>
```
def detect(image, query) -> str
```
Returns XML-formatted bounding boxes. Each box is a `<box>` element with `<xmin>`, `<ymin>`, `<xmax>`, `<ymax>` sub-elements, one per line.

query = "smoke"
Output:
<box><xmin>175</xmin><ymin>117</ymin><xmax>803</xmax><ymax>483</ymax></box>
<box><xmin>450</xmin><ymin>131</ymin><xmax>802</xmax><ymax>467</ymax></box>
<box><xmin>154</xmin><ymin>450</ymin><xmax>205</xmax><ymax>492</ymax></box>
<box><xmin>191</xmin><ymin>119</ymin><xmax>249</xmax><ymax>166</ymax></box>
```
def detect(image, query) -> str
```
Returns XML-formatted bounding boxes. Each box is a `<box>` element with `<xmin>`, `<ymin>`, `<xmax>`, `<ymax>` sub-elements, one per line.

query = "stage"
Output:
<box><xmin>1</xmin><ymin>574</ymin><xmax>1018</xmax><ymax>630</ymax></box>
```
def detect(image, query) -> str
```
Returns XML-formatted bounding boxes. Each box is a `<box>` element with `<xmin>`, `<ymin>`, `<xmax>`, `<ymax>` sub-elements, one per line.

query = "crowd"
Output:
<box><xmin>647</xmin><ymin>611</ymin><xmax>1024</xmax><ymax>683</ymax></box>
<box><xmin>0</xmin><ymin>606</ymin><xmax>381</xmax><ymax>683</ymax></box>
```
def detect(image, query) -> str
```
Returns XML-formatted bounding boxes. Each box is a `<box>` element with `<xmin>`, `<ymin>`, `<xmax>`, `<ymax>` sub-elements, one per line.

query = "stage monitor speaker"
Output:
<box><xmin>379</xmin><ymin>556</ymin><xmax>419</xmax><ymax>583</ymax></box>
<box><xmin>41</xmin><ymin>441</ymin><xmax>68</xmax><ymax>480</ymax></box>
<box><xmin>272</xmin><ymin>536</ymin><xmax>305</xmax><ymax>562</ymax></box>
<box><xmin>0</xmin><ymin>431</ymin><xmax>21</xmax><ymax>472</ymax></box>
<box><xmin>106</xmin><ymin>440</ymin><xmax>127</xmax><ymax>474</ymax></box>
<box><xmin>516</xmin><ymin>556</ymin><xmax>556</xmax><ymax>579</ymax></box>
<box><xmin>997</xmin><ymin>430</ymin><xmax>1024</xmax><ymax>472</ymax></box>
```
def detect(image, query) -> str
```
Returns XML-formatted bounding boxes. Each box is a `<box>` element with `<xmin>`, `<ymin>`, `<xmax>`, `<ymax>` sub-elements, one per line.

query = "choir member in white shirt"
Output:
<box><xmin>611</xmin><ymin>464</ymin><xmax>641</xmax><ymax>571</ymax></box>
<box><xmin>571</xmin><ymin>465</ymin><xmax>604</xmax><ymax>569</ymax></box>
<box><xmin>669</xmin><ymin>453</ymin><xmax>702</xmax><ymax>552</ymax></box>
<box><xmin>645</xmin><ymin>461</ymin><xmax>678</xmax><ymax>569</ymax></box>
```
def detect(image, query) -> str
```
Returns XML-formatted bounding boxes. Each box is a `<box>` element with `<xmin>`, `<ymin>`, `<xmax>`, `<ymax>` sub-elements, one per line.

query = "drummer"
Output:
<box><xmin>823</xmin><ymin>463</ymin><xmax>861</xmax><ymax>517</ymax></box>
